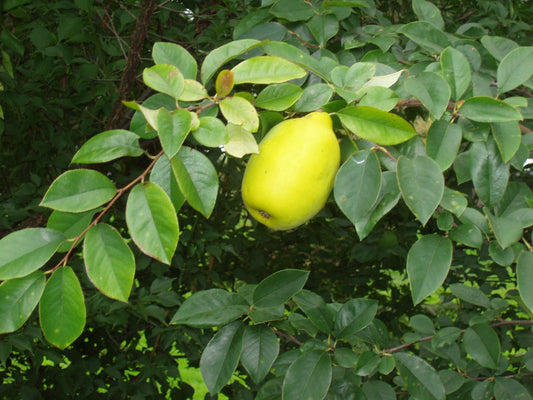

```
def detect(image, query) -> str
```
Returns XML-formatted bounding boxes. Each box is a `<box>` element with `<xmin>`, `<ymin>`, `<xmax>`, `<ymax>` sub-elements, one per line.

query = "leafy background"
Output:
<box><xmin>1</xmin><ymin>0</ymin><xmax>533</xmax><ymax>399</ymax></box>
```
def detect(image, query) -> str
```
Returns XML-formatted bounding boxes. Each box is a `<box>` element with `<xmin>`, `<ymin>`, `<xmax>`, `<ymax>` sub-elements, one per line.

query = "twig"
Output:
<box><xmin>271</xmin><ymin>328</ymin><xmax>303</xmax><ymax>346</ymax></box>
<box><xmin>47</xmin><ymin>150</ymin><xmax>165</xmax><ymax>274</ymax></box>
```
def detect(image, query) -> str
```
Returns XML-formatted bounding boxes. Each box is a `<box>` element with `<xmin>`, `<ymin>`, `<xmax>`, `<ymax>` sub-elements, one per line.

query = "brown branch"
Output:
<box><xmin>271</xmin><ymin>328</ymin><xmax>303</xmax><ymax>346</ymax></box>
<box><xmin>105</xmin><ymin>0</ymin><xmax>158</xmax><ymax>130</ymax></box>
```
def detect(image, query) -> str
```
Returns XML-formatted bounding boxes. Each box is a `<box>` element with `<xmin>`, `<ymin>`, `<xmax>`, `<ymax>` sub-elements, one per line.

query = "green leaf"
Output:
<box><xmin>517</xmin><ymin>251</ymin><xmax>533</xmax><ymax>314</ymax></box>
<box><xmin>241</xmin><ymin>325</ymin><xmax>279</xmax><ymax>384</ymax></box>
<box><xmin>156</xmin><ymin>108</ymin><xmax>191</xmax><ymax>158</ymax></box>
<box><xmin>449</xmin><ymin>223</ymin><xmax>483</xmax><ymax>249</ymax></box>
<box><xmin>256</xmin><ymin>378</ymin><xmax>283</xmax><ymax>400</ymax></box>
<box><xmin>426</xmin><ymin>121</ymin><xmax>462</xmax><ymax>171</ymax></box>
<box><xmin>470</xmin><ymin>139</ymin><xmax>509</xmax><ymax>207</ymax></box>
<box><xmin>219</xmin><ymin>96</ymin><xmax>259</xmax><ymax>132</ymax></box>
<box><xmin>223</xmin><ymin>123</ymin><xmax>259</xmax><ymax>158</ymax></box>
<box><xmin>481</xmin><ymin>35</ymin><xmax>518</xmax><ymax>61</ymax></box>
<box><xmin>472</xmin><ymin>380</ymin><xmax>494</xmax><ymax>400</ymax></box>
<box><xmin>397</xmin><ymin>155</ymin><xmax>444</xmax><ymax>226</ymax></box>
<box><xmin>201</xmin><ymin>39</ymin><xmax>263</xmax><ymax>84</ymax></box>
<box><xmin>394</xmin><ymin>352</ymin><xmax>446</xmax><ymax>400</ymax></box>
<box><xmin>485</xmin><ymin>209</ymin><xmax>523</xmax><ymax>250</ymax></box>
<box><xmin>489</xmin><ymin>241</ymin><xmax>515</xmax><ymax>266</ymax></box>
<box><xmin>261</xmin><ymin>41</ymin><xmax>329</xmax><ymax>80</ymax></box>
<box><xmin>252</xmin><ymin>269</ymin><xmax>309</xmax><ymax>308</ymax></box>
<box><xmin>294</xmin><ymin>83</ymin><xmax>334</xmax><ymax>113</ymax></box>
<box><xmin>449</xmin><ymin>283</ymin><xmax>490</xmax><ymax>308</ymax></box>
<box><xmin>270</xmin><ymin>0</ymin><xmax>315</xmax><ymax>22</ymax></box>
<box><xmin>180</xmin><ymin>79</ymin><xmax>208</xmax><ymax>101</ymax></box>
<box><xmin>459</xmin><ymin>97</ymin><xmax>523</xmax><ymax>122</ymax></box>
<box><xmin>71</xmin><ymin>129</ymin><xmax>143</xmax><ymax>164</ymax></box>
<box><xmin>149</xmin><ymin>155</ymin><xmax>185</xmax><ymax>212</ymax></box>
<box><xmin>170</xmin><ymin>147</ymin><xmax>219</xmax><ymax>218</ymax></box>
<box><xmin>39</xmin><ymin>266</ymin><xmax>86</xmax><ymax>350</ymax></box>
<box><xmin>355</xmin><ymin>86</ymin><xmax>399</xmax><ymax>112</ymax></box>
<box><xmin>494</xmin><ymin>377</ymin><xmax>533</xmax><ymax>400</ymax></box>
<box><xmin>440</xmin><ymin>46</ymin><xmax>472</xmax><ymax>101</ymax></box>
<box><xmin>407</xmin><ymin>234</ymin><xmax>453</xmax><ymax>305</ymax></box>
<box><xmin>440</xmin><ymin>187</ymin><xmax>468</xmax><ymax>217</ymax></box>
<box><xmin>282</xmin><ymin>350</ymin><xmax>332</xmax><ymax>400</ymax></box>
<box><xmin>40</xmin><ymin>169</ymin><xmax>117</xmax><ymax>213</ymax></box>
<box><xmin>293</xmin><ymin>290</ymin><xmax>335</xmax><ymax>333</ymax></box>
<box><xmin>412</xmin><ymin>0</ymin><xmax>444</xmax><ymax>29</ymax></box>
<box><xmin>322</xmin><ymin>0</ymin><xmax>370</xmax><ymax>9</ymax></box>
<box><xmin>171</xmin><ymin>289</ymin><xmax>249</xmax><ymax>327</ymax></box>
<box><xmin>337</xmin><ymin>106</ymin><xmax>416</xmax><ymax>145</ymax></box>
<box><xmin>83</xmin><ymin>223</ymin><xmax>135</xmax><ymax>302</ymax></box>
<box><xmin>192</xmin><ymin>116</ymin><xmax>228</xmax><ymax>148</ymax></box>
<box><xmin>333</xmin><ymin>63</ymin><xmax>376</xmax><ymax>103</ymax></box>
<box><xmin>200</xmin><ymin>321</ymin><xmax>245</xmax><ymax>394</ymax></box>
<box><xmin>232</xmin><ymin>56</ymin><xmax>307</xmax><ymax>85</ymax></box>
<box><xmin>404</xmin><ymin>72</ymin><xmax>451</xmax><ymax>119</ymax></box>
<box><xmin>334</xmin><ymin>298</ymin><xmax>378</xmax><ymax>339</ymax></box>
<box><xmin>307</xmin><ymin>14</ymin><xmax>339</xmax><ymax>47</ymax></box>
<box><xmin>497</xmin><ymin>46</ymin><xmax>533</xmax><ymax>94</ymax></box>
<box><xmin>142</xmin><ymin>64</ymin><xmax>184</xmax><ymax>100</ymax></box>
<box><xmin>362</xmin><ymin>380</ymin><xmax>396</xmax><ymax>400</ymax></box>
<box><xmin>0</xmin><ymin>228</ymin><xmax>66</xmax><ymax>280</ymax></box>
<box><xmin>0</xmin><ymin>271</ymin><xmax>45</xmax><ymax>333</ymax></box>
<box><xmin>334</xmin><ymin>150</ymin><xmax>382</xmax><ymax>225</ymax></box>
<box><xmin>355</xmin><ymin>171</ymin><xmax>401</xmax><ymax>240</ymax></box>
<box><xmin>432</xmin><ymin>327</ymin><xmax>462</xmax><ymax>349</ymax></box>
<box><xmin>152</xmin><ymin>42</ymin><xmax>197</xmax><ymax>79</ymax></box>
<box><xmin>254</xmin><ymin>83</ymin><xmax>303</xmax><ymax>111</ymax></box>
<box><xmin>492</xmin><ymin>121</ymin><xmax>521</xmax><ymax>163</ymax></box>
<box><xmin>398</xmin><ymin>21</ymin><xmax>450</xmax><ymax>54</ymax></box>
<box><xmin>125</xmin><ymin>182</ymin><xmax>179</xmax><ymax>264</ymax></box>
<box><xmin>463</xmin><ymin>324</ymin><xmax>500</xmax><ymax>369</ymax></box>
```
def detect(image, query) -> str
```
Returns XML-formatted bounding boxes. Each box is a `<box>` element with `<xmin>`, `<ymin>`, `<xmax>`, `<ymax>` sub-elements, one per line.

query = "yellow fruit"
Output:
<box><xmin>241</xmin><ymin>112</ymin><xmax>340</xmax><ymax>230</ymax></box>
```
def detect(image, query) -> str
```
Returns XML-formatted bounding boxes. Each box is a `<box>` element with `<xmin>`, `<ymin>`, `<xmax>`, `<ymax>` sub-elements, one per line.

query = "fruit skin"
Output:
<box><xmin>241</xmin><ymin>112</ymin><xmax>340</xmax><ymax>230</ymax></box>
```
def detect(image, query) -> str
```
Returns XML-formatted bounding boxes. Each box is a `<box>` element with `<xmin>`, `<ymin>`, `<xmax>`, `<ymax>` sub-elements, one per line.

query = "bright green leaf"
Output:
<box><xmin>192</xmin><ymin>117</ymin><xmax>228</xmax><ymax>148</ymax></box>
<box><xmin>232</xmin><ymin>56</ymin><xmax>307</xmax><ymax>85</ymax></box>
<box><xmin>219</xmin><ymin>96</ymin><xmax>259</xmax><ymax>132</ymax></box>
<box><xmin>459</xmin><ymin>97</ymin><xmax>523</xmax><ymax>122</ymax></box>
<box><xmin>254</xmin><ymin>83</ymin><xmax>303</xmax><ymax>111</ymax></box>
<box><xmin>149</xmin><ymin>155</ymin><xmax>185</xmax><ymax>212</ymax></box>
<box><xmin>156</xmin><ymin>108</ymin><xmax>191</xmax><ymax>158</ymax></box>
<box><xmin>223</xmin><ymin>123</ymin><xmax>259</xmax><ymax>158</ymax></box>
<box><xmin>152</xmin><ymin>42</ymin><xmax>197</xmax><ymax>79</ymax></box>
<box><xmin>71</xmin><ymin>130</ymin><xmax>143</xmax><ymax>164</ymax></box>
<box><xmin>404</xmin><ymin>72</ymin><xmax>451</xmax><ymax>119</ymax></box>
<box><xmin>142</xmin><ymin>64</ymin><xmax>184</xmax><ymax>100</ymax></box>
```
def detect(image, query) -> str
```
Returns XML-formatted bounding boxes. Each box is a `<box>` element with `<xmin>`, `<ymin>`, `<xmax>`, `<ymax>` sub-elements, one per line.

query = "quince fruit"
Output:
<box><xmin>241</xmin><ymin>112</ymin><xmax>340</xmax><ymax>230</ymax></box>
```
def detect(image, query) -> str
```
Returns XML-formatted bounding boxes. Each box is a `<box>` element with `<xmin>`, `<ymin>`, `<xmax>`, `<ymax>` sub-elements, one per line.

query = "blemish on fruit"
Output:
<box><xmin>259</xmin><ymin>210</ymin><xmax>271</xmax><ymax>219</ymax></box>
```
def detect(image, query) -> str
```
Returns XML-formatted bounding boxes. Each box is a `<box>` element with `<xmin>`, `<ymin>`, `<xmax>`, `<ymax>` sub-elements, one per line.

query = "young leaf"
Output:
<box><xmin>517</xmin><ymin>251</ymin><xmax>533</xmax><ymax>314</ymax></box>
<box><xmin>282</xmin><ymin>350</ymin><xmax>332</xmax><ymax>400</ymax></box>
<box><xmin>200</xmin><ymin>321</ymin><xmax>245</xmax><ymax>394</ymax></box>
<box><xmin>41</xmin><ymin>169</ymin><xmax>117</xmax><ymax>213</ymax></box>
<box><xmin>71</xmin><ymin>129</ymin><xmax>143</xmax><ymax>164</ymax></box>
<box><xmin>397</xmin><ymin>156</ymin><xmax>444</xmax><ymax>226</ymax></box>
<box><xmin>201</xmin><ymin>39</ymin><xmax>262</xmax><ymax>84</ymax></box>
<box><xmin>231</xmin><ymin>56</ymin><xmax>306</xmax><ymax>84</ymax></box>
<box><xmin>219</xmin><ymin>96</ymin><xmax>259</xmax><ymax>132</ymax></box>
<box><xmin>156</xmin><ymin>108</ymin><xmax>191</xmax><ymax>158</ymax></box>
<box><xmin>440</xmin><ymin>46</ymin><xmax>472</xmax><ymax>101</ymax></box>
<box><xmin>337</xmin><ymin>106</ymin><xmax>417</xmax><ymax>145</ymax></box>
<box><xmin>334</xmin><ymin>298</ymin><xmax>378</xmax><ymax>339</ymax></box>
<box><xmin>426</xmin><ymin>121</ymin><xmax>462</xmax><ymax>171</ymax></box>
<box><xmin>404</xmin><ymin>72</ymin><xmax>451</xmax><ymax>119</ymax></box>
<box><xmin>254</xmin><ymin>83</ymin><xmax>303</xmax><ymax>111</ymax></box>
<box><xmin>398</xmin><ymin>21</ymin><xmax>450</xmax><ymax>54</ymax></box>
<box><xmin>223</xmin><ymin>123</ymin><xmax>259</xmax><ymax>158</ymax></box>
<box><xmin>39</xmin><ymin>266</ymin><xmax>86</xmax><ymax>350</ymax></box>
<box><xmin>252</xmin><ymin>269</ymin><xmax>309</xmax><ymax>309</ymax></box>
<box><xmin>192</xmin><ymin>116</ymin><xmax>228</xmax><ymax>148</ymax></box>
<box><xmin>152</xmin><ymin>42</ymin><xmax>197</xmax><ymax>80</ymax></box>
<box><xmin>179</xmin><ymin>79</ymin><xmax>208</xmax><ymax>102</ymax></box>
<box><xmin>241</xmin><ymin>325</ymin><xmax>280</xmax><ymax>384</ymax></box>
<box><xmin>83</xmin><ymin>223</ymin><xmax>135</xmax><ymax>302</ymax></box>
<box><xmin>125</xmin><ymin>182</ymin><xmax>179</xmax><ymax>265</ymax></box>
<box><xmin>459</xmin><ymin>97</ymin><xmax>523</xmax><ymax>122</ymax></box>
<box><xmin>407</xmin><ymin>234</ymin><xmax>453</xmax><ymax>305</ymax></box>
<box><xmin>394</xmin><ymin>352</ymin><xmax>446</xmax><ymax>400</ymax></box>
<box><xmin>463</xmin><ymin>324</ymin><xmax>501</xmax><ymax>369</ymax></box>
<box><xmin>0</xmin><ymin>228</ymin><xmax>66</xmax><ymax>280</ymax></box>
<box><xmin>334</xmin><ymin>150</ymin><xmax>382</xmax><ymax>225</ymax></box>
<box><xmin>497</xmin><ymin>46</ymin><xmax>533</xmax><ymax>94</ymax></box>
<box><xmin>171</xmin><ymin>289</ymin><xmax>249</xmax><ymax>327</ymax></box>
<box><xmin>469</xmin><ymin>139</ymin><xmax>509</xmax><ymax>208</ymax></box>
<box><xmin>0</xmin><ymin>271</ymin><xmax>46</xmax><ymax>333</ymax></box>
<box><xmin>170</xmin><ymin>147</ymin><xmax>219</xmax><ymax>218</ymax></box>
<box><xmin>142</xmin><ymin>64</ymin><xmax>184</xmax><ymax>100</ymax></box>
